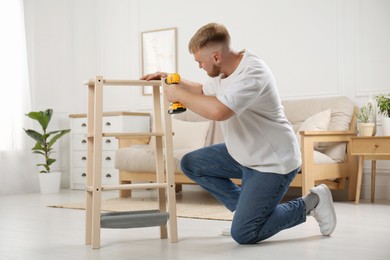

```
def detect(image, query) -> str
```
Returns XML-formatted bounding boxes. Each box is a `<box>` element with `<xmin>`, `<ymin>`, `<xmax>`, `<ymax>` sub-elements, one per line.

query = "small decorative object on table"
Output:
<box><xmin>24</xmin><ymin>109</ymin><xmax>71</xmax><ymax>193</ymax></box>
<box><xmin>375</xmin><ymin>93</ymin><xmax>390</xmax><ymax>136</ymax></box>
<box><xmin>356</xmin><ymin>102</ymin><xmax>375</xmax><ymax>136</ymax></box>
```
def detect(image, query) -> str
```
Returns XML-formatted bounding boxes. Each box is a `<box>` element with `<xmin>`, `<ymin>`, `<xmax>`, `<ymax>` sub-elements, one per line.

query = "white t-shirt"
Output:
<box><xmin>202</xmin><ymin>50</ymin><xmax>301</xmax><ymax>174</ymax></box>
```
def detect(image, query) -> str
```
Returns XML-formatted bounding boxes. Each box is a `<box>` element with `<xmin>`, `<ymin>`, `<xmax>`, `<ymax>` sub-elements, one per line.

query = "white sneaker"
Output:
<box><xmin>221</xmin><ymin>227</ymin><xmax>231</xmax><ymax>236</ymax></box>
<box><xmin>309</xmin><ymin>184</ymin><xmax>337</xmax><ymax>236</ymax></box>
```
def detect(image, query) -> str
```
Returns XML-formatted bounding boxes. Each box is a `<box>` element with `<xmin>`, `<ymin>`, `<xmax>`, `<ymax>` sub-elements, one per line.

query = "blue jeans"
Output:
<box><xmin>180</xmin><ymin>143</ymin><xmax>307</xmax><ymax>244</ymax></box>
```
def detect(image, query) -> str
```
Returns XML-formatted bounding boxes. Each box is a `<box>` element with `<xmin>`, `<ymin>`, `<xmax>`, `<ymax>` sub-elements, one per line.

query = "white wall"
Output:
<box><xmin>23</xmin><ymin>0</ymin><xmax>390</xmax><ymax>199</ymax></box>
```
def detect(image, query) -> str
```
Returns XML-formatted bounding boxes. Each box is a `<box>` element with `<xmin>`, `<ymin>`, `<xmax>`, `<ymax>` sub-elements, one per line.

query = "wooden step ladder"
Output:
<box><xmin>84</xmin><ymin>76</ymin><xmax>178</xmax><ymax>249</ymax></box>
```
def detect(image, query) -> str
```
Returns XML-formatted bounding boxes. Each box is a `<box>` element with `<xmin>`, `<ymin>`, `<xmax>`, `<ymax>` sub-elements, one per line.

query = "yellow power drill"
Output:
<box><xmin>165</xmin><ymin>73</ymin><xmax>186</xmax><ymax>114</ymax></box>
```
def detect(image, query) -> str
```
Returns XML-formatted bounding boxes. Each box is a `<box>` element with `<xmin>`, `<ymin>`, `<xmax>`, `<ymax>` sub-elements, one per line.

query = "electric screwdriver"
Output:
<box><xmin>165</xmin><ymin>73</ymin><xmax>186</xmax><ymax>114</ymax></box>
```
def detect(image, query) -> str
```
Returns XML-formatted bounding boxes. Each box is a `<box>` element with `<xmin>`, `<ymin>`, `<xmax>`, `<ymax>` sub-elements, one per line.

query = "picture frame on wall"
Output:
<box><xmin>141</xmin><ymin>27</ymin><xmax>177</xmax><ymax>96</ymax></box>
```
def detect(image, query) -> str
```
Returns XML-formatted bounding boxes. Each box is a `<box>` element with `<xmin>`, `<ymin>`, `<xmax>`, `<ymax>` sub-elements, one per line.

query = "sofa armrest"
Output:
<box><xmin>299</xmin><ymin>130</ymin><xmax>357</xmax><ymax>143</ymax></box>
<box><xmin>300</xmin><ymin>130</ymin><xmax>357</xmax><ymax>158</ymax></box>
<box><xmin>298</xmin><ymin>129</ymin><xmax>358</xmax><ymax>197</ymax></box>
<box><xmin>300</xmin><ymin>130</ymin><xmax>357</xmax><ymax>136</ymax></box>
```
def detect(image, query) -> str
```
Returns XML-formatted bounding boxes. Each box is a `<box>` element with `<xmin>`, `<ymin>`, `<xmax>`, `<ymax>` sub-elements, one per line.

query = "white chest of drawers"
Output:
<box><xmin>69</xmin><ymin>112</ymin><xmax>150</xmax><ymax>190</ymax></box>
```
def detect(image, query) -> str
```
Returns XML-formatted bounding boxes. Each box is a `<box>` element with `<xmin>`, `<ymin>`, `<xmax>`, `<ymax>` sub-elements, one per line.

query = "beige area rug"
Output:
<box><xmin>48</xmin><ymin>191</ymin><xmax>233</xmax><ymax>221</ymax></box>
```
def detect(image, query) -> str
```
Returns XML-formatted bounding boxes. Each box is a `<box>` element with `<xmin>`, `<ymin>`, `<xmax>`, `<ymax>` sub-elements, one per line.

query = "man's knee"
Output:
<box><xmin>180</xmin><ymin>152</ymin><xmax>190</xmax><ymax>170</ymax></box>
<box><xmin>231</xmin><ymin>222</ymin><xmax>270</xmax><ymax>245</ymax></box>
<box><xmin>180</xmin><ymin>151</ymin><xmax>198</xmax><ymax>177</ymax></box>
<box><xmin>231</xmin><ymin>227</ymin><xmax>259</xmax><ymax>245</ymax></box>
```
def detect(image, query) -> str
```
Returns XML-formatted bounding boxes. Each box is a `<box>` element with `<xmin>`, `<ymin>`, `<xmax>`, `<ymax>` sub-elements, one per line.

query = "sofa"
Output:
<box><xmin>115</xmin><ymin>96</ymin><xmax>358</xmax><ymax>200</ymax></box>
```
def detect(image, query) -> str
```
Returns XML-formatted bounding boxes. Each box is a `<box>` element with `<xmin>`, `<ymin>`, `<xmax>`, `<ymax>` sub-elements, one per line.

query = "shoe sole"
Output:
<box><xmin>312</xmin><ymin>184</ymin><xmax>337</xmax><ymax>236</ymax></box>
<box><xmin>323</xmin><ymin>184</ymin><xmax>336</xmax><ymax>235</ymax></box>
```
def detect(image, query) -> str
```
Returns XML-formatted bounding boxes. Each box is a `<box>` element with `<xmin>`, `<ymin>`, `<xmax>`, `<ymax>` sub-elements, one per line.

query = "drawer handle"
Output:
<box><xmin>375</xmin><ymin>144</ymin><xmax>379</xmax><ymax>148</ymax></box>
<box><xmin>105</xmin><ymin>139</ymin><xmax>111</xmax><ymax>144</ymax></box>
<box><xmin>81</xmin><ymin>173</ymin><xmax>87</xmax><ymax>177</ymax></box>
<box><xmin>105</xmin><ymin>173</ymin><xmax>112</xmax><ymax>178</ymax></box>
<box><xmin>81</xmin><ymin>156</ymin><xmax>87</xmax><ymax>160</ymax></box>
<box><xmin>81</xmin><ymin>139</ymin><xmax>87</xmax><ymax>144</ymax></box>
<box><xmin>105</xmin><ymin>122</ymin><xmax>111</xmax><ymax>126</ymax></box>
<box><xmin>105</xmin><ymin>156</ymin><xmax>111</xmax><ymax>161</ymax></box>
<box><xmin>81</xmin><ymin>123</ymin><xmax>87</xmax><ymax>127</ymax></box>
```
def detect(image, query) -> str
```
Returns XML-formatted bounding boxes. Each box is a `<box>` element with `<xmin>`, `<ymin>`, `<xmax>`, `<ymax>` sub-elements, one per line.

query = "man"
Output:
<box><xmin>141</xmin><ymin>22</ymin><xmax>336</xmax><ymax>244</ymax></box>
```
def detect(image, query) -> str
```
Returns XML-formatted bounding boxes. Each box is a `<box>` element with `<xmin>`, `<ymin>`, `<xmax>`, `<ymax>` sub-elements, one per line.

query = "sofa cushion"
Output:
<box><xmin>172</xmin><ymin>118</ymin><xmax>211</xmax><ymax>150</ymax></box>
<box><xmin>296</xmin><ymin>109</ymin><xmax>331</xmax><ymax>147</ymax></box>
<box><xmin>115</xmin><ymin>146</ymin><xmax>190</xmax><ymax>173</ymax></box>
<box><xmin>317</xmin><ymin>98</ymin><xmax>355</xmax><ymax>162</ymax></box>
<box><xmin>313</xmin><ymin>150</ymin><xmax>336</xmax><ymax>164</ymax></box>
<box><xmin>115</xmin><ymin>118</ymin><xmax>211</xmax><ymax>173</ymax></box>
<box><xmin>173</xmin><ymin>109</ymin><xmax>218</xmax><ymax>146</ymax></box>
<box><xmin>283</xmin><ymin>96</ymin><xmax>355</xmax><ymax>162</ymax></box>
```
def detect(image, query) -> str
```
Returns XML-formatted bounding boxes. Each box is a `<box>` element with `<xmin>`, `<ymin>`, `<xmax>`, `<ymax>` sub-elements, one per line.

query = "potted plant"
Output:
<box><xmin>24</xmin><ymin>109</ymin><xmax>71</xmax><ymax>193</ymax></box>
<box><xmin>375</xmin><ymin>93</ymin><xmax>390</xmax><ymax>136</ymax></box>
<box><xmin>356</xmin><ymin>102</ymin><xmax>375</xmax><ymax>136</ymax></box>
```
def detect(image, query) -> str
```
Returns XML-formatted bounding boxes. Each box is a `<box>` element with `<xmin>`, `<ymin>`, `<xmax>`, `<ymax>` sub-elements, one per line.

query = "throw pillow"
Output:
<box><xmin>172</xmin><ymin>118</ymin><xmax>211</xmax><ymax>150</ymax></box>
<box><xmin>296</xmin><ymin>109</ymin><xmax>331</xmax><ymax>147</ymax></box>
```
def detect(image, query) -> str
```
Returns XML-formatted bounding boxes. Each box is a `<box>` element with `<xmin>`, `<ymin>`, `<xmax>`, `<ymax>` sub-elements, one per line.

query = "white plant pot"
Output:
<box><xmin>39</xmin><ymin>172</ymin><xmax>61</xmax><ymax>194</ymax></box>
<box><xmin>381</xmin><ymin>118</ymin><xmax>390</xmax><ymax>136</ymax></box>
<box><xmin>359</xmin><ymin>123</ymin><xmax>375</xmax><ymax>137</ymax></box>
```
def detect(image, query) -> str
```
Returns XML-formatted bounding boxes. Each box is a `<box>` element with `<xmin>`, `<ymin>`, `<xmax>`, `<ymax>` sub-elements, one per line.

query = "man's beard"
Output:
<box><xmin>207</xmin><ymin>64</ymin><xmax>221</xmax><ymax>78</ymax></box>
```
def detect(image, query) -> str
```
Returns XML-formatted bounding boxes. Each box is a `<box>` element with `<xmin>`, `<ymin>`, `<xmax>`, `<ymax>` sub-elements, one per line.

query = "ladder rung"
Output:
<box><xmin>103</xmin><ymin>132</ymin><xmax>166</xmax><ymax>138</ymax></box>
<box><xmin>86</xmin><ymin>183</ymin><xmax>168</xmax><ymax>192</ymax></box>
<box><xmin>86</xmin><ymin>132</ymin><xmax>167</xmax><ymax>138</ymax></box>
<box><xmin>84</xmin><ymin>79</ymin><xmax>161</xmax><ymax>86</ymax></box>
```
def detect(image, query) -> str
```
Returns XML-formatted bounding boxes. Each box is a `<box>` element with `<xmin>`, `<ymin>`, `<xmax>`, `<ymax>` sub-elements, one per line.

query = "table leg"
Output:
<box><xmin>355</xmin><ymin>155</ymin><xmax>364</xmax><ymax>204</ymax></box>
<box><xmin>371</xmin><ymin>160</ymin><xmax>376</xmax><ymax>203</ymax></box>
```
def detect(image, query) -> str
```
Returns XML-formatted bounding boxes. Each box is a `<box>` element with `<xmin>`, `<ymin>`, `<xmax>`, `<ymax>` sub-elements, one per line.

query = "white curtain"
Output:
<box><xmin>0</xmin><ymin>0</ymin><xmax>38</xmax><ymax>194</ymax></box>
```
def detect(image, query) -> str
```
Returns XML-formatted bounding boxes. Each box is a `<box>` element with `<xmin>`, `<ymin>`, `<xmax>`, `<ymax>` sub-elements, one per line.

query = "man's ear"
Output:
<box><xmin>212</xmin><ymin>52</ymin><xmax>222</xmax><ymax>65</ymax></box>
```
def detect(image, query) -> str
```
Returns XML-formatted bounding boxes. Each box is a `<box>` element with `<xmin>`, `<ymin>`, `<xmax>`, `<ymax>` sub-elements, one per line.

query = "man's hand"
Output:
<box><xmin>140</xmin><ymin>71</ymin><xmax>169</xmax><ymax>81</ymax></box>
<box><xmin>164</xmin><ymin>83</ymin><xmax>182</xmax><ymax>103</ymax></box>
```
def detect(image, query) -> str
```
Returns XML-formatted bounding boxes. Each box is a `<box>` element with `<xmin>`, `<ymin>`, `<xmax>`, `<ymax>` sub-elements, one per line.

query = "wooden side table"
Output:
<box><xmin>351</xmin><ymin>136</ymin><xmax>390</xmax><ymax>204</ymax></box>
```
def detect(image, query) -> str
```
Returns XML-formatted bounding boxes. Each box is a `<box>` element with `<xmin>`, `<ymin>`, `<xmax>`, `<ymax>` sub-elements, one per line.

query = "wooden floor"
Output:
<box><xmin>0</xmin><ymin>189</ymin><xmax>389</xmax><ymax>260</ymax></box>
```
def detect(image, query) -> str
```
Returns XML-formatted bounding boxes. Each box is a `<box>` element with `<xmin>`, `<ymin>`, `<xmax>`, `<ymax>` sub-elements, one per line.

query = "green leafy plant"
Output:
<box><xmin>375</xmin><ymin>94</ymin><xmax>390</xmax><ymax>118</ymax></box>
<box><xmin>24</xmin><ymin>109</ymin><xmax>71</xmax><ymax>173</ymax></box>
<box><xmin>356</xmin><ymin>103</ymin><xmax>374</xmax><ymax>123</ymax></box>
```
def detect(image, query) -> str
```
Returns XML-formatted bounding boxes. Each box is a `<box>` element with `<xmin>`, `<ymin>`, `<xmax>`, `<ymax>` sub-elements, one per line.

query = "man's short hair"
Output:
<box><xmin>188</xmin><ymin>23</ymin><xmax>231</xmax><ymax>54</ymax></box>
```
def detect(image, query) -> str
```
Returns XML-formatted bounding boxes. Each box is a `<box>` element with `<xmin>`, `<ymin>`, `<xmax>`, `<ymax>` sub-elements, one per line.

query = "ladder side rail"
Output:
<box><xmin>161</xmin><ymin>78</ymin><xmax>178</xmax><ymax>242</ymax></box>
<box><xmin>152</xmin><ymin>84</ymin><xmax>168</xmax><ymax>239</ymax></box>
<box><xmin>91</xmin><ymin>76</ymin><xmax>104</xmax><ymax>249</ymax></box>
<box><xmin>85</xmin><ymin>79</ymin><xmax>95</xmax><ymax>245</ymax></box>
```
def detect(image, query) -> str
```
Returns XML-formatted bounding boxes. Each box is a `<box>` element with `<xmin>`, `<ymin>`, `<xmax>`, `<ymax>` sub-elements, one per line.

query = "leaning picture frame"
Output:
<box><xmin>141</xmin><ymin>27</ymin><xmax>177</xmax><ymax>96</ymax></box>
